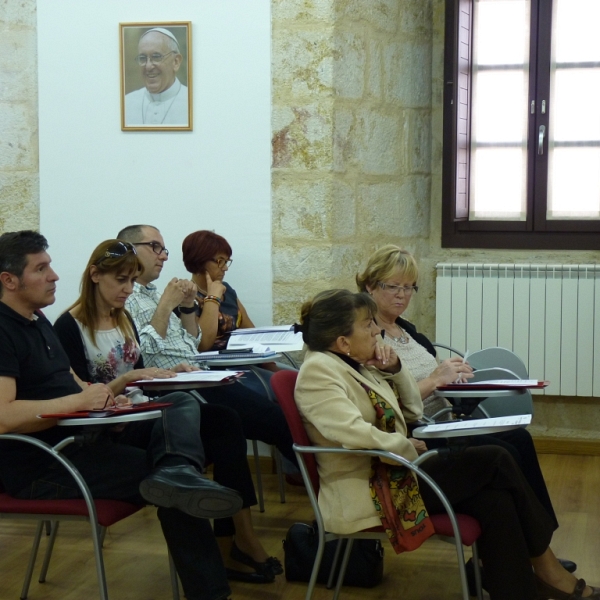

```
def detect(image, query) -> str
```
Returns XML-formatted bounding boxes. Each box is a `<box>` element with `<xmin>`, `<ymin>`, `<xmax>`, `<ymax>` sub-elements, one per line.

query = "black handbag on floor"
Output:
<box><xmin>283</xmin><ymin>522</ymin><xmax>384</xmax><ymax>588</ymax></box>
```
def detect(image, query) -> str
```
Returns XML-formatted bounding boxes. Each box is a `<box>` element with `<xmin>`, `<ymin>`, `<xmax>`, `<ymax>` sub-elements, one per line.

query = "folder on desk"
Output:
<box><xmin>39</xmin><ymin>402</ymin><xmax>173</xmax><ymax>419</ymax></box>
<box><xmin>438</xmin><ymin>380</ymin><xmax>548</xmax><ymax>391</ymax></box>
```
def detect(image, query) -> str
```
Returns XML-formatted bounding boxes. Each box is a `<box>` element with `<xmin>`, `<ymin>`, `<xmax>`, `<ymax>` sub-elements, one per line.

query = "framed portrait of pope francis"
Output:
<box><xmin>120</xmin><ymin>22</ymin><xmax>193</xmax><ymax>131</ymax></box>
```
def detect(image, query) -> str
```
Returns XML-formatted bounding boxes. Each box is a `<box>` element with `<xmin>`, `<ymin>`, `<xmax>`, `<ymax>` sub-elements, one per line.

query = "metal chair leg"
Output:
<box><xmin>252</xmin><ymin>439</ymin><xmax>265</xmax><ymax>512</ymax></box>
<box><xmin>89</xmin><ymin>517</ymin><xmax>109</xmax><ymax>600</ymax></box>
<box><xmin>20</xmin><ymin>521</ymin><xmax>44</xmax><ymax>600</ymax></box>
<box><xmin>38</xmin><ymin>520</ymin><xmax>60</xmax><ymax>583</ymax></box>
<box><xmin>99</xmin><ymin>525</ymin><xmax>107</xmax><ymax>547</ymax></box>
<box><xmin>472</xmin><ymin>542</ymin><xmax>484</xmax><ymax>600</ymax></box>
<box><xmin>326</xmin><ymin>539</ymin><xmax>344</xmax><ymax>589</ymax></box>
<box><xmin>169</xmin><ymin>550</ymin><xmax>181</xmax><ymax>600</ymax></box>
<box><xmin>273</xmin><ymin>448</ymin><xmax>286</xmax><ymax>504</ymax></box>
<box><xmin>333</xmin><ymin>538</ymin><xmax>354</xmax><ymax>600</ymax></box>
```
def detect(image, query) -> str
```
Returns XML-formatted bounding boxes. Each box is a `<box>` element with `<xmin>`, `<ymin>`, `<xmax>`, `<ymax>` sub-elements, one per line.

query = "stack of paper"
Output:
<box><xmin>417</xmin><ymin>415</ymin><xmax>532</xmax><ymax>434</ymax></box>
<box><xmin>130</xmin><ymin>371</ymin><xmax>243</xmax><ymax>385</ymax></box>
<box><xmin>226</xmin><ymin>325</ymin><xmax>304</xmax><ymax>351</ymax></box>
<box><xmin>195</xmin><ymin>344</ymin><xmax>278</xmax><ymax>361</ymax></box>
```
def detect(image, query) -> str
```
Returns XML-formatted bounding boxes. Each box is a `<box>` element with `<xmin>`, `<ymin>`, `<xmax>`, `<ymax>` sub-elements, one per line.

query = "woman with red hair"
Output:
<box><xmin>182</xmin><ymin>230</ymin><xmax>258</xmax><ymax>353</ymax></box>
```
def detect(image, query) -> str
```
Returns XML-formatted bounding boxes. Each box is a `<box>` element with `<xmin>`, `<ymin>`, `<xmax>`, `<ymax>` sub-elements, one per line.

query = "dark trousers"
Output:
<box><xmin>420</xmin><ymin>445</ymin><xmax>555</xmax><ymax>600</ymax></box>
<box><xmin>200</xmin><ymin>402</ymin><xmax>257</xmax><ymax>536</ymax></box>
<box><xmin>426</xmin><ymin>427</ymin><xmax>558</xmax><ymax>529</ymax></box>
<box><xmin>15</xmin><ymin>392</ymin><xmax>230</xmax><ymax>600</ymax></box>
<box><xmin>199</xmin><ymin>380</ymin><xmax>298</xmax><ymax>467</ymax></box>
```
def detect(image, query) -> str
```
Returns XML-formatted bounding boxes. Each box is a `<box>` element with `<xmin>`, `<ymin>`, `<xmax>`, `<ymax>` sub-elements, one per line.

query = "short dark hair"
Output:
<box><xmin>117</xmin><ymin>224</ymin><xmax>155</xmax><ymax>243</ymax></box>
<box><xmin>0</xmin><ymin>230</ymin><xmax>49</xmax><ymax>296</ymax></box>
<box><xmin>182</xmin><ymin>230</ymin><xmax>232</xmax><ymax>274</ymax></box>
<box><xmin>298</xmin><ymin>289</ymin><xmax>377</xmax><ymax>351</ymax></box>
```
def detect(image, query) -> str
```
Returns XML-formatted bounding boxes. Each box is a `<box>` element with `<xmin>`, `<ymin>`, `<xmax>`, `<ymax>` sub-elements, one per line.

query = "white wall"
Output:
<box><xmin>38</xmin><ymin>0</ymin><xmax>272</xmax><ymax>324</ymax></box>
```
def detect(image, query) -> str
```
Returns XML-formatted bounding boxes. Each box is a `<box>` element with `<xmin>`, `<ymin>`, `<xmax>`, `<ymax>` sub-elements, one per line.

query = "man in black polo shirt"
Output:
<box><xmin>0</xmin><ymin>230</ymin><xmax>240</xmax><ymax>600</ymax></box>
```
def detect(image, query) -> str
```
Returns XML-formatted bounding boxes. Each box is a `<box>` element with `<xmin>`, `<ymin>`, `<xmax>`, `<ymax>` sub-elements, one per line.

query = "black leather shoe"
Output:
<box><xmin>226</xmin><ymin>568</ymin><xmax>274</xmax><ymax>584</ymax></box>
<box><xmin>558</xmin><ymin>558</ymin><xmax>577</xmax><ymax>573</ymax></box>
<box><xmin>140</xmin><ymin>465</ymin><xmax>242</xmax><ymax>519</ymax></box>
<box><xmin>536</xmin><ymin>575</ymin><xmax>600</xmax><ymax>599</ymax></box>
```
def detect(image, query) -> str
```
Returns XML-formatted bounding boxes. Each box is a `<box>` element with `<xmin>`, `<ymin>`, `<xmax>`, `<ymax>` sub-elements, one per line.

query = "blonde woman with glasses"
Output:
<box><xmin>357</xmin><ymin>245</ymin><xmax>578</xmax><ymax>592</ymax></box>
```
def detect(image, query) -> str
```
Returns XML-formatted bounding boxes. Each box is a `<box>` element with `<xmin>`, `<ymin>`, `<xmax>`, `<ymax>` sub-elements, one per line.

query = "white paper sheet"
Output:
<box><xmin>417</xmin><ymin>415</ymin><xmax>532</xmax><ymax>434</ymax></box>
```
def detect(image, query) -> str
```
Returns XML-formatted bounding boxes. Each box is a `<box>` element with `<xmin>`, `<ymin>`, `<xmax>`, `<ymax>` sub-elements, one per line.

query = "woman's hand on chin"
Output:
<box><xmin>365</xmin><ymin>342</ymin><xmax>401</xmax><ymax>373</ymax></box>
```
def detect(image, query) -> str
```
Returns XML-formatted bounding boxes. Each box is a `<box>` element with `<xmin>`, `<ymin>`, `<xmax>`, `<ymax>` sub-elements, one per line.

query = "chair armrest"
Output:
<box><xmin>280</xmin><ymin>352</ymin><xmax>300</xmax><ymax>369</ymax></box>
<box><xmin>432</xmin><ymin>343</ymin><xmax>464</xmax><ymax>358</ymax></box>
<box><xmin>0</xmin><ymin>433</ymin><xmax>98</xmax><ymax>520</ymax></box>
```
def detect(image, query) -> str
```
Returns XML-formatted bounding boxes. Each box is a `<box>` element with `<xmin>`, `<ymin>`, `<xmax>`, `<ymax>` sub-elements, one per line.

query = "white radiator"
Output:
<box><xmin>435</xmin><ymin>263</ymin><xmax>600</xmax><ymax>397</ymax></box>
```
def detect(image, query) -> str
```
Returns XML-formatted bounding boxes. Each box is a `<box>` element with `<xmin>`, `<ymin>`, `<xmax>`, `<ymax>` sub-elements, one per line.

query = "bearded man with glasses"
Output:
<box><xmin>124</xmin><ymin>27</ymin><xmax>189</xmax><ymax>127</ymax></box>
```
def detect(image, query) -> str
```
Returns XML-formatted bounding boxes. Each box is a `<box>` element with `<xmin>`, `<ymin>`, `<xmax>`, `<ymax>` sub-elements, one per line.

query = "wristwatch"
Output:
<box><xmin>179</xmin><ymin>303</ymin><xmax>198</xmax><ymax>315</ymax></box>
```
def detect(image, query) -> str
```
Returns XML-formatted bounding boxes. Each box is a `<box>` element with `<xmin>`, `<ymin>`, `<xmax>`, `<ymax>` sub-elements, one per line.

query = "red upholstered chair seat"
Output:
<box><xmin>0</xmin><ymin>492</ymin><xmax>141</xmax><ymax>526</ymax></box>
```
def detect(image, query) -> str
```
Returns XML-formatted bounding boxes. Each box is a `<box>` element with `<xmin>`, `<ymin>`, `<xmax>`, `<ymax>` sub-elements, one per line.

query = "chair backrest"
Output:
<box><xmin>469</xmin><ymin>366</ymin><xmax>534</xmax><ymax>417</ymax></box>
<box><xmin>468</xmin><ymin>347</ymin><xmax>529</xmax><ymax>379</ymax></box>
<box><xmin>271</xmin><ymin>370</ymin><xmax>320</xmax><ymax>493</ymax></box>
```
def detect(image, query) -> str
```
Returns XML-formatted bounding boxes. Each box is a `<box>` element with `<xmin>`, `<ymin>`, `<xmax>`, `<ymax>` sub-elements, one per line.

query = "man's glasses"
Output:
<box><xmin>96</xmin><ymin>242</ymin><xmax>137</xmax><ymax>265</ymax></box>
<box><xmin>134</xmin><ymin>242</ymin><xmax>169</xmax><ymax>257</ymax></box>
<box><xmin>135</xmin><ymin>51</ymin><xmax>177</xmax><ymax>66</ymax></box>
<box><xmin>376</xmin><ymin>282</ymin><xmax>419</xmax><ymax>296</ymax></box>
<box><xmin>211</xmin><ymin>258</ymin><xmax>233</xmax><ymax>269</ymax></box>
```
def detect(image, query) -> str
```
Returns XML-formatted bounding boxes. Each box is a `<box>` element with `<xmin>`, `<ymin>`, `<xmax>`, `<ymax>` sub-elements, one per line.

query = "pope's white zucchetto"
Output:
<box><xmin>140</xmin><ymin>27</ymin><xmax>180</xmax><ymax>51</ymax></box>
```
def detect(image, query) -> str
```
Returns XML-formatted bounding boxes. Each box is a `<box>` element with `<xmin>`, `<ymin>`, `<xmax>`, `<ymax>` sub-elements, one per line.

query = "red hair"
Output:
<box><xmin>182</xmin><ymin>230</ymin><xmax>232</xmax><ymax>274</ymax></box>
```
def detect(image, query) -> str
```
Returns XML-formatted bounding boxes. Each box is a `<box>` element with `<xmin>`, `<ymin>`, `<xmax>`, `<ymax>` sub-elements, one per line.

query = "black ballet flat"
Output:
<box><xmin>265</xmin><ymin>556</ymin><xmax>284</xmax><ymax>576</ymax></box>
<box><xmin>230</xmin><ymin>542</ymin><xmax>281</xmax><ymax>578</ymax></box>
<box><xmin>225</xmin><ymin>568</ymin><xmax>274</xmax><ymax>584</ymax></box>
<box><xmin>535</xmin><ymin>575</ymin><xmax>600</xmax><ymax>599</ymax></box>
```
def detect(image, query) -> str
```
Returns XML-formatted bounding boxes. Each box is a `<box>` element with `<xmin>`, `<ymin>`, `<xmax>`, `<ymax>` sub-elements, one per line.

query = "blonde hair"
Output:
<box><xmin>356</xmin><ymin>245</ymin><xmax>419</xmax><ymax>292</ymax></box>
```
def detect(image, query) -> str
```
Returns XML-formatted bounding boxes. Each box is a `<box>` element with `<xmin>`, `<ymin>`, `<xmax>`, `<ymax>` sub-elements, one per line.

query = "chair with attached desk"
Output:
<box><xmin>431</xmin><ymin>345</ymin><xmax>534</xmax><ymax>420</ymax></box>
<box><xmin>467</xmin><ymin>348</ymin><xmax>534</xmax><ymax>418</ymax></box>
<box><xmin>270</xmin><ymin>370</ymin><xmax>483</xmax><ymax>600</ymax></box>
<box><xmin>0</xmin><ymin>433</ymin><xmax>180</xmax><ymax>600</ymax></box>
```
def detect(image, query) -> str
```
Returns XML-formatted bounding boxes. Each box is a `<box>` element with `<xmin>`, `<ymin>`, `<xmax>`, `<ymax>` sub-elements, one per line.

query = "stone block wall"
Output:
<box><xmin>0</xmin><ymin>0</ymin><xmax>39</xmax><ymax>232</ymax></box>
<box><xmin>272</xmin><ymin>0</ymin><xmax>434</xmax><ymax>324</ymax></box>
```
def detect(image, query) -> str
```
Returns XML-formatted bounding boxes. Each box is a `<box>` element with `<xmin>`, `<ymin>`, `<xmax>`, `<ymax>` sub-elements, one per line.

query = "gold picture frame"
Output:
<box><xmin>120</xmin><ymin>22</ymin><xmax>192</xmax><ymax>131</ymax></box>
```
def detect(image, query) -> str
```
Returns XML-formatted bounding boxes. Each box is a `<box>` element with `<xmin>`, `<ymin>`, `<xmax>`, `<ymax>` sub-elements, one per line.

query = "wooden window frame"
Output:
<box><xmin>442</xmin><ymin>0</ymin><xmax>600</xmax><ymax>250</ymax></box>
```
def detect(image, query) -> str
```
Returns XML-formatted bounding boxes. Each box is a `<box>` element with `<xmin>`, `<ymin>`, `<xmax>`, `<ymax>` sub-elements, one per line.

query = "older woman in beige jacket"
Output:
<box><xmin>297</xmin><ymin>347</ymin><xmax>422</xmax><ymax>534</ymax></box>
<box><xmin>294</xmin><ymin>290</ymin><xmax>598</xmax><ymax>600</ymax></box>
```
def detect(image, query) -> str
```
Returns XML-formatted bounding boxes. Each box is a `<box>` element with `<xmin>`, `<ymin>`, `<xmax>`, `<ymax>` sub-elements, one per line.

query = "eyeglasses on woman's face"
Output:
<box><xmin>211</xmin><ymin>257</ymin><xmax>232</xmax><ymax>269</ymax></box>
<box><xmin>96</xmin><ymin>241</ymin><xmax>137</xmax><ymax>265</ymax></box>
<box><xmin>134</xmin><ymin>241</ymin><xmax>169</xmax><ymax>257</ymax></box>
<box><xmin>376</xmin><ymin>282</ymin><xmax>419</xmax><ymax>296</ymax></box>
